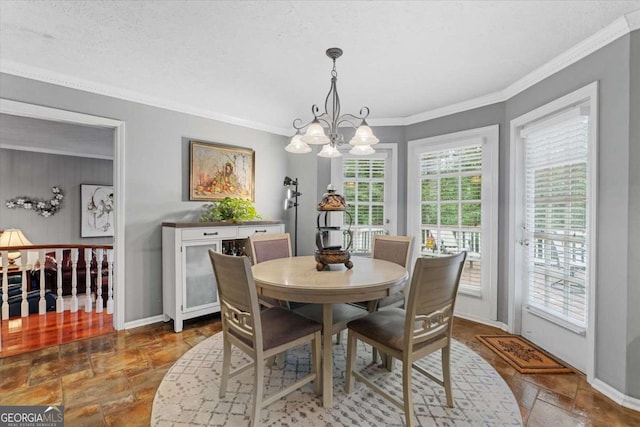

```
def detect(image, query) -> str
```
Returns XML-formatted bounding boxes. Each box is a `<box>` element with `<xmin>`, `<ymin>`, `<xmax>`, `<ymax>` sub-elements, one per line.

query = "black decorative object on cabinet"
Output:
<box><xmin>314</xmin><ymin>185</ymin><xmax>353</xmax><ymax>271</ymax></box>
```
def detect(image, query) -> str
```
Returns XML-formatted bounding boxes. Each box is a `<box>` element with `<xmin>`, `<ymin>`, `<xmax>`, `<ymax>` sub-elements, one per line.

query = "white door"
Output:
<box><xmin>510</xmin><ymin>83</ymin><xmax>597</xmax><ymax>374</ymax></box>
<box><xmin>407</xmin><ymin>125</ymin><xmax>499</xmax><ymax>322</ymax></box>
<box><xmin>332</xmin><ymin>144</ymin><xmax>397</xmax><ymax>254</ymax></box>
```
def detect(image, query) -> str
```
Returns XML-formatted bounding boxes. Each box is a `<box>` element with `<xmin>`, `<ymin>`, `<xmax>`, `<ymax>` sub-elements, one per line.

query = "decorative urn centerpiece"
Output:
<box><xmin>314</xmin><ymin>185</ymin><xmax>353</xmax><ymax>271</ymax></box>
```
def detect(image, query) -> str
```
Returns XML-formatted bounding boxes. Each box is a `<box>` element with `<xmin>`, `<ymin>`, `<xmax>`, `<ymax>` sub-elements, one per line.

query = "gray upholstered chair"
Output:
<box><xmin>345</xmin><ymin>252</ymin><xmax>467</xmax><ymax>427</ymax></box>
<box><xmin>208</xmin><ymin>251</ymin><xmax>321</xmax><ymax>427</ymax></box>
<box><xmin>368</xmin><ymin>234</ymin><xmax>414</xmax><ymax>310</ymax></box>
<box><xmin>248</xmin><ymin>233</ymin><xmax>292</xmax><ymax>308</ymax></box>
<box><xmin>249</xmin><ymin>233</ymin><xmax>292</xmax><ymax>265</ymax></box>
<box><xmin>351</xmin><ymin>234</ymin><xmax>413</xmax><ymax>359</ymax></box>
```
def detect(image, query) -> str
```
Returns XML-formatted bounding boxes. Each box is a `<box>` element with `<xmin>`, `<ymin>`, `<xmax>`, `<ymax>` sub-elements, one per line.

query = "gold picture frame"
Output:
<box><xmin>189</xmin><ymin>140</ymin><xmax>255</xmax><ymax>201</ymax></box>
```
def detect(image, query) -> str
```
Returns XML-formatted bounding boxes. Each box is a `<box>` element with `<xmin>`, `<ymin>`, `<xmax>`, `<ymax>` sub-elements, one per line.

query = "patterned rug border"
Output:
<box><xmin>152</xmin><ymin>332</ymin><xmax>523</xmax><ymax>426</ymax></box>
<box><xmin>476</xmin><ymin>335</ymin><xmax>574</xmax><ymax>374</ymax></box>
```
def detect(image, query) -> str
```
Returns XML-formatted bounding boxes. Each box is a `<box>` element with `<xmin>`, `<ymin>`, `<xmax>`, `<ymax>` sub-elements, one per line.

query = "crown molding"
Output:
<box><xmin>1</xmin><ymin>10</ymin><xmax>638</xmax><ymax>132</ymax></box>
<box><xmin>503</xmin><ymin>9</ymin><xmax>639</xmax><ymax>100</ymax></box>
<box><xmin>0</xmin><ymin>60</ymin><xmax>292</xmax><ymax>136</ymax></box>
<box><xmin>402</xmin><ymin>90</ymin><xmax>507</xmax><ymax>126</ymax></box>
<box><xmin>383</xmin><ymin>9</ymin><xmax>640</xmax><ymax>126</ymax></box>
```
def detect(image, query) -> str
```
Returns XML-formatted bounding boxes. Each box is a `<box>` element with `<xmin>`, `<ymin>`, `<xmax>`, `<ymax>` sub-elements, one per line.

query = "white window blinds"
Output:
<box><xmin>523</xmin><ymin>112</ymin><xmax>589</xmax><ymax>327</ymax></box>
<box><xmin>342</xmin><ymin>157</ymin><xmax>386</xmax><ymax>253</ymax></box>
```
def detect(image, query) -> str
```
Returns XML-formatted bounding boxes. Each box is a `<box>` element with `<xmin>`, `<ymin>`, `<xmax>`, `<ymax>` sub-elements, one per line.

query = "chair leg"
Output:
<box><xmin>266</xmin><ymin>352</ymin><xmax>286</xmax><ymax>369</ymax></box>
<box><xmin>312</xmin><ymin>331</ymin><xmax>322</xmax><ymax>396</ymax></box>
<box><xmin>336</xmin><ymin>330</ymin><xmax>342</xmax><ymax>344</ymax></box>
<box><xmin>219</xmin><ymin>335</ymin><xmax>231</xmax><ymax>398</ymax></box>
<box><xmin>372</xmin><ymin>347</ymin><xmax>379</xmax><ymax>364</ymax></box>
<box><xmin>402</xmin><ymin>357</ymin><xmax>415</xmax><ymax>427</ymax></box>
<box><xmin>345</xmin><ymin>331</ymin><xmax>357</xmax><ymax>393</ymax></box>
<box><xmin>251</xmin><ymin>357</ymin><xmax>264</xmax><ymax>427</ymax></box>
<box><xmin>442</xmin><ymin>345</ymin><xmax>454</xmax><ymax>407</ymax></box>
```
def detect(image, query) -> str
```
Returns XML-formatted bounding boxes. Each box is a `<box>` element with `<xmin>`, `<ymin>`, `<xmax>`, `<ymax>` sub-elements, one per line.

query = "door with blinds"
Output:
<box><xmin>331</xmin><ymin>146</ymin><xmax>396</xmax><ymax>254</ymax></box>
<box><xmin>516</xmin><ymin>105</ymin><xmax>593</xmax><ymax>373</ymax></box>
<box><xmin>407</xmin><ymin>126</ymin><xmax>498</xmax><ymax>322</ymax></box>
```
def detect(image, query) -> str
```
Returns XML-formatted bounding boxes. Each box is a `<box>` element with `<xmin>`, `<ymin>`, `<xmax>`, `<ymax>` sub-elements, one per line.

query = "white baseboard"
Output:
<box><xmin>592</xmin><ymin>378</ymin><xmax>640</xmax><ymax>412</ymax></box>
<box><xmin>124</xmin><ymin>314</ymin><xmax>166</xmax><ymax>330</ymax></box>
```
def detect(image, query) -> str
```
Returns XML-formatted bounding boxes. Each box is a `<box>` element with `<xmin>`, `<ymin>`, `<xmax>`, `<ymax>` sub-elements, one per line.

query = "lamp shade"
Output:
<box><xmin>317</xmin><ymin>144</ymin><xmax>341</xmax><ymax>158</ymax></box>
<box><xmin>0</xmin><ymin>228</ymin><xmax>32</xmax><ymax>262</ymax></box>
<box><xmin>349</xmin><ymin>144</ymin><xmax>376</xmax><ymax>155</ymax></box>
<box><xmin>301</xmin><ymin>121</ymin><xmax>330</xmax><ymax>145</ymax></box>
<box><xmin>285</xmin><ymin>133</ymin><xmax>312</xmax><ymax>154</ymax></box>
<box><xmin>349</xmin><ymin>123</ymin><xmax>380</xmax><ymax>146</ymax></box>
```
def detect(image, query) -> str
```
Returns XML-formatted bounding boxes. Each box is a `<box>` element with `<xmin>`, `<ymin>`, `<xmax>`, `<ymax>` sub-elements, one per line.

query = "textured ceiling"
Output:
<box><xmin>1</xmin><ymin>1</ymin><xmax>639</xmax><ymax>134</ymax></box>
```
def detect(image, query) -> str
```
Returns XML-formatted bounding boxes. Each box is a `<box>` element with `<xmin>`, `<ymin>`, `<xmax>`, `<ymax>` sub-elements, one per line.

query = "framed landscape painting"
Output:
<box><xmin>81</xmin><ymin>184</ymin><xmax>114</xmax><ymax>237</ymax></box>
<box><xmin>189</xmin><ymin>140</ymin><xmax>255</xmax><ymax>201</ymax></box>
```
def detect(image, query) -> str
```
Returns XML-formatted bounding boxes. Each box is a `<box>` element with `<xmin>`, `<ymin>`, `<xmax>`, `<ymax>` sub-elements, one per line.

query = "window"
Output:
<box><xmin>408</xmin><ymin>125</ymin><xmax>498</xmax><ymax>321</ymax></box>
<box><xmin>419</xmin><ymin>143</ymin><xmax>483</xmax><ymax>290</ymax></box>
<box><xmin>343</xmin><ymin>157</ymin><xmax>386</xmax><ymax>253</ymax></box>
<box><xmin>331</xmin><ymin>145</ymin><xmax>397</xmax><ymax>255</ymax></box>
<box><xmin>522</xmin><ymin>111</ymin><xmax>589</xmax><ymax>327</ymax></box>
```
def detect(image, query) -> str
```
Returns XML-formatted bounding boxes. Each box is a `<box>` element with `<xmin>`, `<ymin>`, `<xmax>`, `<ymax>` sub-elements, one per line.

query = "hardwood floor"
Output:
<box><xmin>1</xmin><ymin>310</ymin><xmax>114</xmax><ymax>358</ymax></box>
<box><xmin>0</xmin><ymin>314</ymin><xmax>638</xmax><ymax>426</ymax></box>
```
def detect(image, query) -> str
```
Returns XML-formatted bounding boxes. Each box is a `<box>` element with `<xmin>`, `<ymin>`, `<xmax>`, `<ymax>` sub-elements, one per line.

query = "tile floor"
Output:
<box><xmin>1</xmin><ymin>315</ymin><xmax>638</xmax><ymax>426</ymax></box>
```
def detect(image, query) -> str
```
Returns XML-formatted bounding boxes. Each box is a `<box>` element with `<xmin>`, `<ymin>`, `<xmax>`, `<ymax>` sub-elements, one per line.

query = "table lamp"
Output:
<box><xmin>0</xmin><ymin>228</ymin><xmax>32</xmax><ymax>265</ymax></box>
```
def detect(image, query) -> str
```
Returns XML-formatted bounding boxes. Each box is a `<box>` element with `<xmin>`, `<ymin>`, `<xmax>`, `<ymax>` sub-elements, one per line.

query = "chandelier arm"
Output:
<box><xmin>324</xmin><ymin>75</ymin><xmax>341</xmax><ymax>130</ymax></box>
<box><xmin>335</xmin><ymin>117</ymin><xmax>360</xmax><ymax>130</ymax></box>
<box><xmin>315</xmin><ymin>116</ymin><xmax>332</xmax><ymax>130</ymax></box>
<box><xmin>292</xmin><ymin>118</ymin><xmax>311</xmax><ymax>131</ymax></box>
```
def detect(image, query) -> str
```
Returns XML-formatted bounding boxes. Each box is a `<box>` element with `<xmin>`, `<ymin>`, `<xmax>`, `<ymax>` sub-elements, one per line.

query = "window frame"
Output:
<box><xmin>408</xmin><ymin>125</ymin><xmax>499</xmax><ymax>322</ymax></box>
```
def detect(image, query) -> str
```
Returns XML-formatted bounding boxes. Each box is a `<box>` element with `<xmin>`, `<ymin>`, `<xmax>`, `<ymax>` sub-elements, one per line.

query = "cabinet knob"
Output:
<box><xmin>203</xmin><ymin>232</ymin><xmax>218</xmax><ymax>236</ymax></box>
<box><xmin>254</xmin><ymin>229</ymin><xmax>267</xmax><ymax>233</ymax></box>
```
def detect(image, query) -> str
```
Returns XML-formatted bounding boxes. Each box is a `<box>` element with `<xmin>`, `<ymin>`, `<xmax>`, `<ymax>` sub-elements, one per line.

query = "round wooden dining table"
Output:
<box><xmin>252</xmin><ymin>255</ymin><xmax>408</xmax><ymax>408</ymax></box>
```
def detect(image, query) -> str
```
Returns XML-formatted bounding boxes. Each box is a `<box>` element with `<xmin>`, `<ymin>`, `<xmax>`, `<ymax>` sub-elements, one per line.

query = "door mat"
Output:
<box><xmin>476</xmin><ymin>335</ymin><xmax>574</xmax><ymax>374</ymax></box>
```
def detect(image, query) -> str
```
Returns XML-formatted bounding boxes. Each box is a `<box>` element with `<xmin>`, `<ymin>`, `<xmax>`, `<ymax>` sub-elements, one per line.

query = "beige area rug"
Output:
<box><xmin>152</xmin><ymin>333</ymin><xmax>522</xmax><ymax>426</ymax></box>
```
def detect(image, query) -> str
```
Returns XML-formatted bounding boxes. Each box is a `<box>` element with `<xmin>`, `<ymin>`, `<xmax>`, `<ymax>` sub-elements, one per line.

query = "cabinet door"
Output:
<box><xmin>183</xmin><ymin>241</ymin><xmax>220</xmax><ymax>312</ymax></box>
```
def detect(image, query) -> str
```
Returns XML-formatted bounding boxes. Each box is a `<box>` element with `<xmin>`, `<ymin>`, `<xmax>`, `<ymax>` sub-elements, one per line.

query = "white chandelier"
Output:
<box><xmin>285</xmin><ymin>47</ymin><xmax>379</xmax><ymax>157</ymax></box>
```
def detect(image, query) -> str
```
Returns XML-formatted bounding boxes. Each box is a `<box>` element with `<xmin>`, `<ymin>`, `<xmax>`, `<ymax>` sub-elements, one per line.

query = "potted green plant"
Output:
<box><xmin>200</xmin><ymin>197</ymin><xmax>262</xmax><ymax>222</ymax></box>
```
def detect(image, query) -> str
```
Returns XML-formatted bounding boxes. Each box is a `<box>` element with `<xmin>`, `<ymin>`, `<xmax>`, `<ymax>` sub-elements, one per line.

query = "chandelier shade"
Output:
<box><xmin>349</xmin><ymin>144</ymin><xmax>376</xmax><ymax>155</ymax></box>
<box><xmin>317</xmin><ymin>144</ymin><xmax>341</xmax><ymax>158</ymax></box>
<box><xmin>285</xmin><ymin>132</ymin><xmax>312</xmax><ymax>153</ymax></box>
<box><xmin>349</xmin><ymin>122</ymin><xmax>380</xmax><ymax>146</ymax></box>
<box><xmin>288</xmin><ymin>47</ymin><xmax>378</xmax><ymax>157</ymax></box>
<box><xmin>301</xmin><ymin>120</ymin><xmax>330</xmax><ymax>145</ymax></box>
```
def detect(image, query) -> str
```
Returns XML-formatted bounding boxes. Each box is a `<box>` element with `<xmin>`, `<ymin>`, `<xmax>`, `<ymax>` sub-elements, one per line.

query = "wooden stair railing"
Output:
<box><xmin>0</xmin><ymin>244</ymin><xmax>114</xmax><ymax>320</ymax></box>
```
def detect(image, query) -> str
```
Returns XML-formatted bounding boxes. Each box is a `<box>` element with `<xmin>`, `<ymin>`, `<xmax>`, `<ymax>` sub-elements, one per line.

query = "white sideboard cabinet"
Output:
<box><xmin>162</xmin><ymin>221</ymin><xmax>284</xmax><ymax>332</ymax></box>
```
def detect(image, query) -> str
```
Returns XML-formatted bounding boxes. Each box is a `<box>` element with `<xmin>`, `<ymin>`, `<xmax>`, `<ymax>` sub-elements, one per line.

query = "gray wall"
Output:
<box><xmin>0</xmin><ymin>113</ymin><xmax>113</xmax><ymax>158</ymax></box>
<box><xmin>353</xmin><ymin>33</ymin><xmax>635</xmax><ymax>397</ymax></box>
<box><xmin>0</xmin><ymin>73</ymin><xmax>289</xmax><ymax>322</ymax></box>
<box><xmin>627</xmin><ymin>30</ymin><xmax>640</xmax><ymax>399</ymax></box>
<box><xmin>0</xmin><ymin>116</ymin><xmax>114</xmax><ymax>244</ymax></box>
<box><xmin>506</xmin><ymin>34</ymin><xmax>632</xmax><ymax>395</ymax></box>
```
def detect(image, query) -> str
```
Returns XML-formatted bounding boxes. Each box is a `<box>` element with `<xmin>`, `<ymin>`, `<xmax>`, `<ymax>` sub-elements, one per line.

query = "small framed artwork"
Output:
<box><xmin>189</xmin><ymin>140</ymin><xmax>255</xmax><ymax>201</ymax></box>
<box><xmin>81</xmin><ymin>184</ymin><xmax>114</xmax><ymax>237</ymax></box>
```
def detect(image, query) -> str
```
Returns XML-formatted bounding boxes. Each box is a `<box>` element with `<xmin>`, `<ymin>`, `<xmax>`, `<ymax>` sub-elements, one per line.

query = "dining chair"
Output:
<box><xmin>248</xmin><ymin>233</ymin><xmax>292</xmax><ymax>308</ymax></box>
<box><xmin>367</xmin><ymin>234</ymin><xmax>414</xmax><ymax>310</ymax></box>
<box><xmin>345</xmin><ymin>251</ymin><xmax>467</xmax><ymax>427</ymax></box>
<box><xmin>208</xmin><ymin>250</ymin><xmax>321</xmax><ymax>427</ymax></box>
<box><xmin>350</xmin><ymin>234</ymin><xmax>413</xmax><ymax>359</ymax></box>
